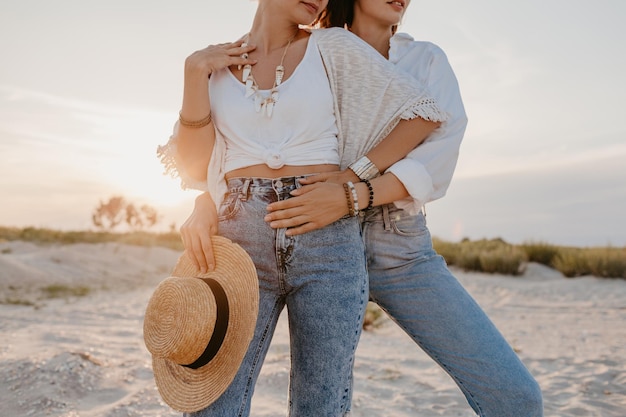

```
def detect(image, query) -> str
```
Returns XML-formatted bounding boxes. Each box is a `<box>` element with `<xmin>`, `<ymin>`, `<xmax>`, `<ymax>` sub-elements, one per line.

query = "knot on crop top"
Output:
<box><xmin>263</xmin><ymin>146</ymin><xmax>285</xmax><ymax>169</ymax></box>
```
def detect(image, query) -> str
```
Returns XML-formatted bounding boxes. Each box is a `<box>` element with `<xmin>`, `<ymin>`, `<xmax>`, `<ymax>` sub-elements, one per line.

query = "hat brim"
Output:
<box><xmin>147</xmin><ymin>236</ymin><xmax>258</xmax><ymax>412</ymax></box>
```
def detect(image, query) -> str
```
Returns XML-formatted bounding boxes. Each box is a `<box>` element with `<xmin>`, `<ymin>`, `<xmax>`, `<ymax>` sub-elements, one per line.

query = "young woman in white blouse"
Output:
<box><xmin>262</xmin><ymin>1</ymin><xmax>544</xmax><ymax>416</ymax></box>
<box><xmin>158</xmin><ymin>0</ymin><xmax>446</xmax><ymax>415</ymax></box>
<box><xmin>177</xmin><ymin>2</ymin><xmax>544</xmax><ymax>416</ymax></box>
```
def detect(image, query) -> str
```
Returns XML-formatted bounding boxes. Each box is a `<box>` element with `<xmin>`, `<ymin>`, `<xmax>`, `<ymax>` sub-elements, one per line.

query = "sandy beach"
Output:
<box><xmin>1</xmin><ymin>240</ymin><xmax>625</xmax><ymax>417</ymax></box>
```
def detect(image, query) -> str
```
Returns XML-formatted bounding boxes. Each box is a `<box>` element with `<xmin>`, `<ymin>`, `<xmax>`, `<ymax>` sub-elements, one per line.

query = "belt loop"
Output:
<box><xmin>382</xmin><ymin>204</ymin><xmax>391</xmax><ymax>231</ymax></box>
<box><xmin>240</xmin><ymin>179</ymin><xmax>251</xmax><ymax>202</ymax></box>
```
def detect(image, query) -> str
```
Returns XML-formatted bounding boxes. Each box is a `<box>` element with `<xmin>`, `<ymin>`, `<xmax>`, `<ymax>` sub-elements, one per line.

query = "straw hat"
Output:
<box><xmin>143</xmin><ymin>235</ymin><xmax>258</xmax><ymax>413</ymax></box>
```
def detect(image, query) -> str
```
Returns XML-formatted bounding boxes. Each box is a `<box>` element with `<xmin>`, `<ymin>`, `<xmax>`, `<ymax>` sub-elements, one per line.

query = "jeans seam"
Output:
<box><xmin>237</xmin><ymin>299</ymin><xmax>283</xmax><ymax>417</ymax></box>
<box><xmin>340</xmin><ymin>255</ymin><xmax>368</xmax><ymax>414</ymax></box>
<box><xmin>421</xmin><ymin>348</ymin><xmax>485</xmax><ymax>416</ymax></box>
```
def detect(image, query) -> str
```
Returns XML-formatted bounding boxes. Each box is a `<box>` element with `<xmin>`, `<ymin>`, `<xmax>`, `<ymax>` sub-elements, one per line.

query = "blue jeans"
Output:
<box><xmin>361</xmin><ymin>205</ymin><xmax>543</xmax><ymax>417</ymax></box>
<box><xmin>188</xmin><ymin>177</ymin><xmax>368</xmax><ymax>417</ymax></box>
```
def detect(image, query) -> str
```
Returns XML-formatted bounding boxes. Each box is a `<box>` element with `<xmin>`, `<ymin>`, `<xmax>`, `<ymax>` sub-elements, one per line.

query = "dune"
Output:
<box><xmin>0</xmin><ymin>240</ymin><xmax>624</xmax><ymax>416</ymax></box>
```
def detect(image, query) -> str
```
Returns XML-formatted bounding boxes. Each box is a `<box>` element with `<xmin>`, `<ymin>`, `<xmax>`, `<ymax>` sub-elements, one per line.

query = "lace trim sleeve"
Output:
<box><xmin>156</xmin><ymin>122</ymin><xmax>208</xmax><ymax>191</ymax></box>
<box><xmin>401</xmin><ymin>97</ymin><xmax>448</xmax><ymax>123</ymax></box>
<box><xmin>377</xmin><ymin>96</ymin><xmax>448</xmax><ymax>147</ymax></box>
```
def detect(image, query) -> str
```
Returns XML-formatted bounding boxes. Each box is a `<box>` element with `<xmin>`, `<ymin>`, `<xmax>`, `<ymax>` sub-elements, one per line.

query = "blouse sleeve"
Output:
<box><xmin>386</xmin><ymin>42</ymin><xmax>468</xmax><ymax>213</ymax></box>
<box><xmin>156</xmin><ymin>120</ymin><xmax>209</xmax><ymax>192</ymax></box>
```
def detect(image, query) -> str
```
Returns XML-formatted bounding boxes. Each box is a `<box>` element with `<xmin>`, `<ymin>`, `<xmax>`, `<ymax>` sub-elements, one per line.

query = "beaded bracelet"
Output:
<box><xmin>342</xmin><ymin>183</ymin><xmax>357</xmax><ymax>217</ymax></box>
<box><xmin>363</xmin><ymin>178</ymin><xmax>374</xmax><ymax>210</ymax></box>
<box><xmin>346</xmin><ymin>181</ymin><xmax>360</xmax><ymax>214</ymax></box>
<box><xmin>179</xmin><ymin>111</ymin><xmax>212</xmax><ymax>128</ymax></box>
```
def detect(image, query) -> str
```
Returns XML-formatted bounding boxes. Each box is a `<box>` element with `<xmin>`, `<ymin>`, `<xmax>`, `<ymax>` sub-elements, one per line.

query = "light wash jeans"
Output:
<box><xmin>360</xmin><ymin>204</ymin><xmax>543</xmax><ymax>417</ymax></box>
<box><xmin>188</xmin><ymin>177</ymin><xmax>368</xmax><ymax>417</ymax></box>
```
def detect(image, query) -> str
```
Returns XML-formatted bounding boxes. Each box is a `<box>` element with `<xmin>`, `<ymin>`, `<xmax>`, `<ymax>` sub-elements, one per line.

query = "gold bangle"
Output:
<box><xmin>179</xmin><ymin>111</ymin><xmax>212</xmax><ymax>128</ymax></box>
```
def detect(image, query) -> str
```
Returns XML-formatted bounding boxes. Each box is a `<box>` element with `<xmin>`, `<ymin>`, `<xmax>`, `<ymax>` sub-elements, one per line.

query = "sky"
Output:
<box><xmin>1</xmin><ymin>0</ymin><xmax>625</xmax><ymax>247</ymax></box>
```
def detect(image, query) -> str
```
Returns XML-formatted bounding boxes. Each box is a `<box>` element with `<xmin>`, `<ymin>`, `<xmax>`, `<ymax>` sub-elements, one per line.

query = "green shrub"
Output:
<box><xmin>432</xmin><ymin>238</ymin><xmax>460</xmax><ymax>266</ymax></box>
<box><xmin>456</xmin><ymin>245</ymin><xmax>482</xmax><ymax>272</ymax></box>
<box><xmin>41</xmin><ymin>284</ymin><xmax>91</xmax><ymax>299</ymax></box>
<box><xmin>522</xmin><ymin>244</ymin><xmax>626</xmax><ymax>279</ymax></box>
<box><xmin>521</xmin><ymin>241</ymin><xmax>560</xmax><ymax>266</ymax></box>
<box><xmin>552</xmin><ymin>248</ymin><xmax>590</xmax><ymax>277</ymax></box>
<box><xmin>582</xmin><ymin>247</ymin><xmax>626</xmax><ymax>279</ymax></box>
<box><xmin>434</xmin><ymin>238</ymin><xmax>527</xmax><ymax>275</ymax></box>
<box><xmin>478</xmin><ymin>246</ymin><xmax>527</xmax><ymax>275</ymax></box>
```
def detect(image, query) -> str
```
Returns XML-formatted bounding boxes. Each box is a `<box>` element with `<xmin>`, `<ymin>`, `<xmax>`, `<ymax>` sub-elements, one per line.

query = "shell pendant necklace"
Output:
<box><xmin>240</xmin><ymin>30</ymin><xmax>298</xmax><ymax>118</ymax></box>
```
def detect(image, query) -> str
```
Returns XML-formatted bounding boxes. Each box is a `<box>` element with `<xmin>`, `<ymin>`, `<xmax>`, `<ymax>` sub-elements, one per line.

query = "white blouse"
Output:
<box><xmin>385</xmin><ymin>32</ymin><xmax>468</xmax><ymax>214</ymax></box>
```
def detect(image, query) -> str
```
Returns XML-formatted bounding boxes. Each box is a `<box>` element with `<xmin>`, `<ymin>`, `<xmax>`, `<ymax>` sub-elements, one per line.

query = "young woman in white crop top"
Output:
<box><xmin>157</xmin><ymin>1</ymin><xmax>446</xmax><ymax>416</ymax></box>
<box><xmin>209</xmin><ymin>34</ymin><xmax>340</xmax><ymax>174</ymax></box>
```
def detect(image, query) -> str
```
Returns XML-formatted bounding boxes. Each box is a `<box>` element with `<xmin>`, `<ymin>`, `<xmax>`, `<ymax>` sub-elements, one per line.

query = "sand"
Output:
<box><xmin>1</xmin><ymin>240</ymin><xmax>625</xmax><ymax>417</ymax></box>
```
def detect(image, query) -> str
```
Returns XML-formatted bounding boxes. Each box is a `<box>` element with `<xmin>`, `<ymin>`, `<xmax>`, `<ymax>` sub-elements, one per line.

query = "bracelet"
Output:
<box><xmin>346</xmin><ymin>181</ymin><xmax>359</xmax><ymax>214</ymax></box>
<box><xmin>348</xmin><ymin>156</ymin><xmax>380</xmax><ymax>181</ymax></box>
<box><xmin>363</xmin><ymin>179</ymin><xmax>374</xmax><ymax>210</ymax></box>
<box><xmin>342</xmin><ymin>183</ymin><xmax>357</xmax><ymax>217</ymax></box>
<box><xmin>179</xmin><ymin>111</ymin><xmax>212</xmax><ymax>128</ymax></box>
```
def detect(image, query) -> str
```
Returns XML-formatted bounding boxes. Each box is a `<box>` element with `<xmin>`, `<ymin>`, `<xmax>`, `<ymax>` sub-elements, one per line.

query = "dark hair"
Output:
<box><xmin>317</xmin><ymin>0</ymin><xmax>398</xmax><ymax>34</ymax></box>
<box><xmin>318</xmin><ymin>0</ymin><xmax>355</xmax><ymax>29</ymax></box>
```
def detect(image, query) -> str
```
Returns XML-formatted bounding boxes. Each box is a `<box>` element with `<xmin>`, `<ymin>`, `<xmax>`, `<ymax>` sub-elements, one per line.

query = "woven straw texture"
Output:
<box><xmin>143</xmin><ymin>235</ymin><xmax>258</xmax><ymax>412</ymax></box>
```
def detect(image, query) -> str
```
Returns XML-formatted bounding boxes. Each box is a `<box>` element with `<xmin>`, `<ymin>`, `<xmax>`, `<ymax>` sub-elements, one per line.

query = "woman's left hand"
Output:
<box><xmin>296</xmin><ymin>169</ymin><xmax>358</xmax><ymax>186</ymax></box>
<box><xmin>180</xmin><ymin>192</ymin><xmax>219</xmax><ymax>273</ymax></box>
<box><xmin>265</xmin><ymin>182</ymin><xmax>349</xmax><ymax>235</ymax></box>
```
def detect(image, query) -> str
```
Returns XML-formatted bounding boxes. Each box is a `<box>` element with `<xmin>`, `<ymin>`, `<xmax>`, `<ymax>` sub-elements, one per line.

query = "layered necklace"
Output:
<box><xmin>240</xmin><ymin>30</ymin><xmax>299</xmax><ymax>118</ymax></box>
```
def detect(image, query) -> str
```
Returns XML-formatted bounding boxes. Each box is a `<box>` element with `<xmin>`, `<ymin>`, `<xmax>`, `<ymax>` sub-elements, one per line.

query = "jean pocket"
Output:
<box><xmin>390</xmin><ymin>212</ymin><xmax>428</xmax><ymax>237</ymax></box>
<box><xmin>217</xmin><ymin>192</ymin><xmax>242</xmax><ymax>221</ymax></box>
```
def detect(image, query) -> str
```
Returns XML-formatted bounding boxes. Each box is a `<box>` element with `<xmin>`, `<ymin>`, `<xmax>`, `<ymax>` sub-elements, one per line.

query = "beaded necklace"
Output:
<box><xmin>240</xmin><ymin>31</ymin><xmax>299</xmax><ymax>118</ymax></box>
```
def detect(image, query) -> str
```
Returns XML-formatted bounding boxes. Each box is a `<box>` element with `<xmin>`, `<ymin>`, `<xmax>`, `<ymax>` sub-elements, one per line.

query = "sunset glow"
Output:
<box><xmin>1</xmin><ymin>0</ymin><xmax>625</xmax><ymax>245</ymax></box>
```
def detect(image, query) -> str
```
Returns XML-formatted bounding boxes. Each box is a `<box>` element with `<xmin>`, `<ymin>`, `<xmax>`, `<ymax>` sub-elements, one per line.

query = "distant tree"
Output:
<box><xmin>92</xmin><ymin>196</ymin><xmax>162</xmax><ymax>231</ymax></box>
<box><xmin>139</xmin><ymin>204</ymin><xmax>161</xmax><ymax>229</ymax></box>
<box><xmin>125</xmin><ymin>203</ymin><xmax>142</xmax><ymax>231</ymax></box>
<box><xmin>92</xmin><ymin>196</ymin><xmax>127</xmax><ymax>231</ymax></box>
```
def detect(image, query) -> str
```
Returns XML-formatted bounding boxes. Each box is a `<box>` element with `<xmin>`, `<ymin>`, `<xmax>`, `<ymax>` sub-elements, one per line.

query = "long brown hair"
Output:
<box><xmin>317</xmin><ymin>0</ymin><xmax>397</xmax><ymax>34</ymax></box>
<box><xmin>318</xmin><ymin>0</ymin><xmax>355</xmax><ymax>28</ymax></box>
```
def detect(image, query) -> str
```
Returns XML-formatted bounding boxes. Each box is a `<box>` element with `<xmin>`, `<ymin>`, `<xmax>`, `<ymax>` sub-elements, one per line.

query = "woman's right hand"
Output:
<box><xmin>180</xmin><ymin>39</ymin><xmax>257</xmax><ymax>122</ymax></box>
<box><xmin>180</xmin><ymin>192</ymin><xmax>219</xmax><ymax>273</ymax></box>
<box><xmin>184</xmin><ymin>39</ymin><xmax>257</xmax><ymax>80</ymax></box>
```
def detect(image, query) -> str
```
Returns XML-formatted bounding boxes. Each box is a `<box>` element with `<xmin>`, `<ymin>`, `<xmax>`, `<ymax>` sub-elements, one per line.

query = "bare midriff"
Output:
<box><xmin>225</xmin><ymin>164</ymin><xmax>339</xmax><ymax>180</ymax></box>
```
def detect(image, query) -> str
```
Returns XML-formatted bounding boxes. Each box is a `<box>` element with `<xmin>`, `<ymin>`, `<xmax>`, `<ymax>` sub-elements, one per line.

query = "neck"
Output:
<box><xmin>349</xmin><ymin>20</ymin><xmax>393</xmax><ymax>59</ymax></box>
<box><xmin>250</xmin><ymin>7</ymin><xmax>301</xmax><ymax>54</ymax></box>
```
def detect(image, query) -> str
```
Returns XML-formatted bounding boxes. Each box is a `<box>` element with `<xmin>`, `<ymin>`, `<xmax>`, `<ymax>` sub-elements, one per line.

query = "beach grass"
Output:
<box><xmin>0</xmin><ymin>226</ymin><xmax>183</xmax><ymax>250</ymax></box>
<box><xmin>1</xmin><ymin>226</ymin><xmax>624</xmax><ymax>279</ymax></box>
<box><xmin>433</xmin><ymin>238</ymin><xmax>626</xmax><ymax>279</ymax></box>
<box><xmin>41</xmin><ymin>284</ymin><xmax>91</xmax><ymax>299</ymax></box>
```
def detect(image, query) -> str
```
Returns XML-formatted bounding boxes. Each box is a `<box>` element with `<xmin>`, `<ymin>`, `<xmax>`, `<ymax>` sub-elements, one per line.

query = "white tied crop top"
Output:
<box><xmin>208</xmin><ymin>35</ymin><xmax>340</xmax><ymax>173</ymax></box>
